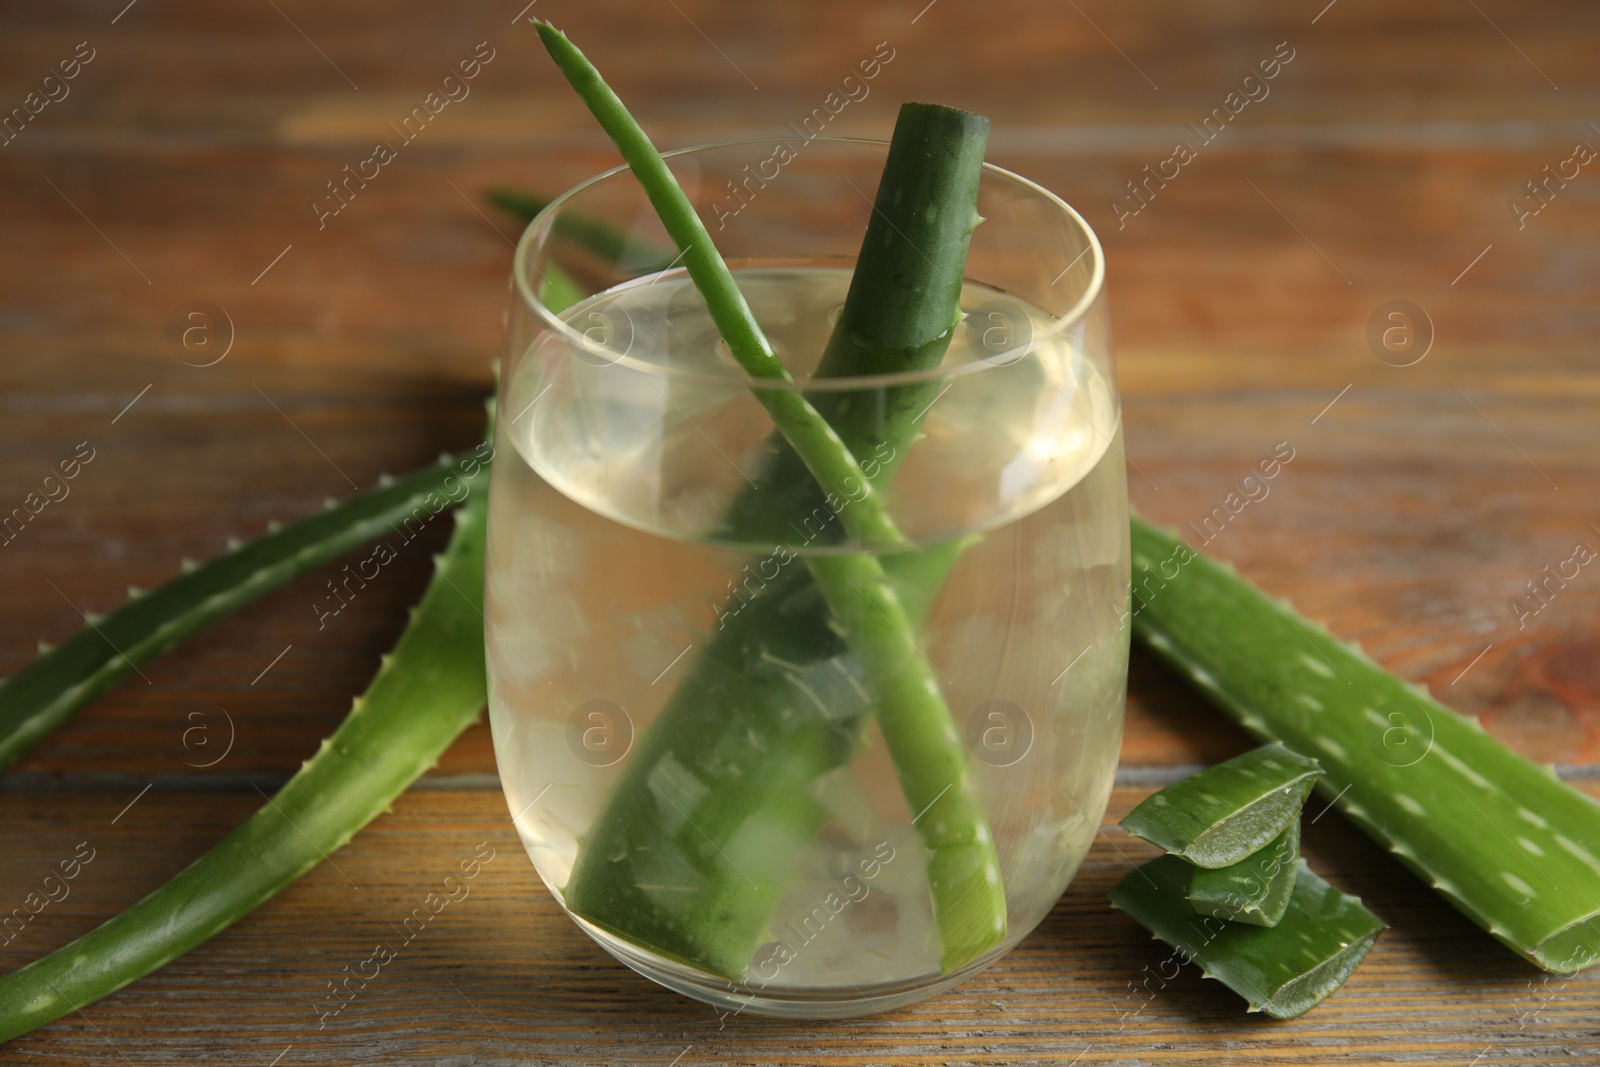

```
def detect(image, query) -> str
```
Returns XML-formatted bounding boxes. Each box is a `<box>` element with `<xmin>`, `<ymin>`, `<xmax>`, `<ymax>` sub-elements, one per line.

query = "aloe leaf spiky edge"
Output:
<box><xmin>534</xmin><ymin>21</ymin><xmax>1006</xmax><ymax>971</ymax></box>
<box><xmin>1111</xmin><ymin>855</ymin><xmax>1385</xmax><ymax>1019</ymax></box>
<box><xmin>0</xmin><ymin>450</ymin><xmax>488</xmax><ymax>771</ymax></box>
<box><xmin>1187</xmin><ymin>820</ymin><xmax>1301</xmax><ymax>928</ymax></box>
<box><xmin>1121</xmin><ymin>743</ymin><xmax>1322</xmax><ymax>868</ymax></box>
<box><xmin>0</xmin><ymin>462</ymin><xmax>491</xmax><ymax>1044</ymax></box>
<box><xmin>1129</xmin><ymin>515</ymin><xmax>1600</xmax><ymax>973</ymax></box>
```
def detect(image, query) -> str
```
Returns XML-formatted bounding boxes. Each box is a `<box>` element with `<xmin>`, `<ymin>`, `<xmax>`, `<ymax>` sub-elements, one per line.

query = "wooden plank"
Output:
<box><xmin>3</xmin><ymin>1</ymin><xmax>1596</xmax><ymax>131</ymax></box>
<box><xmin>2</xmin><ymin>787</ymin><xmax>1596</xmax><ymax>1064</ymax></box>
<box><xmin>2</xmin><ymin>139</ymin><xmax>1597</xmax><ymax>377</ymax></box>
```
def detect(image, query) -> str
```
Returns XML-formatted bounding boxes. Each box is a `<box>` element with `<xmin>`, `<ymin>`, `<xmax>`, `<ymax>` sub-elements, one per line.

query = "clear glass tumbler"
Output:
<box><xmin>486</xmin><ymin>139</ymin><xmax>1127</xmax><ymax>1018</ymax></box>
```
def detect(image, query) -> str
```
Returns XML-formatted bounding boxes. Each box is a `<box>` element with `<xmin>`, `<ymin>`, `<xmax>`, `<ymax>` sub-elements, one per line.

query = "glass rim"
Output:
<box><xmin>513</xmin><ymin>136</ymin><xmax>1106</xmax><ymax>391</ymax></box>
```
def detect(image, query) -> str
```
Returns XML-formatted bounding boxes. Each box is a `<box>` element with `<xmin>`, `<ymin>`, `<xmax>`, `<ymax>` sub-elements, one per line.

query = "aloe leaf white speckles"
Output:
<box><xmin>0</xmin><ymin>465</ymin><xmax>490</xmax><ymax>1043</ymax></box>
<box><xmin>1121</xmin><ymin>743</ymin><xmax>1322</xmax><ymax>868</ymax></box>
<box><xmin>1130</xmin><ymin>515</ymin><xmax>1600</xmax><ymax>973</ymax></box>
<box><xmin>1112</xmin><ymin>854</ymin><xmax>1385</xmax><ymax>1019</ymax></box>
<box><xmin>1188</xmin><ymin>820</ymin><xmax>1301</xmax><ymax>928</ymax></box>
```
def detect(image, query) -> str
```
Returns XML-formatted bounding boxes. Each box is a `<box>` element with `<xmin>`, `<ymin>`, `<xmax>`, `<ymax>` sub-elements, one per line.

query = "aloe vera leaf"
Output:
<box><xmin>536</xmin><ymin>21</ymin><xmax>1006</xmax><ymax>972</ymax></box>
<box><xmin>534</xmin><ymin>21</ymin><xmax>900</xmax><ymax>550</ymax></box>
<box><xmin>564</xmin><ymin>543</ymin><xmax>963</xmax><ymax>976</ymax></box>
<box><xmin>539</xmin><ymin>264</ymin><xmax>586</xmax><ymax>314</ymax></box>
<box><xmin>805</xmin><ymin>551</ymin><xmax>1009</xmax><ymax>968</ymax></box>
<box><xmin>717</xmin><ymin>101</ymin><xmax>990</xmax><ymax>545</ymax></box>
<box><xmin>488</xmin><ymin>187</ymin><xmax>674</xmax><ymax>275</ymax></box>
<box><xmin>0</xmin><ymin>451</ymin><xmax>485</xmax><ymax>771</ymax></box>
<box><xmin>1111</xmin><ymin>855</ymin><xmax>1385</xmax><ymax>1019</ymax></box>
<box><xmin>492</xmin><ymin>192</ymin><xmax>665</xmax><ymax>331</ymax></box>
<box><xmin>1188</xmin><ymin>820</ymin><xmax>1301</xmax><ymax>928</ymax></box>
<box><xmin>490</xmin><ymin>163</ymin><xmax>985</xmax><ymax>549</ymax></box>
<box><xmin>799</xmin><ymin>104</ymin><xmax>1001</xmax><ymax>970</ymax></box>
<box><xmin>485</xmin><ymin>188</ymin><xmax>552</xmax><ymax>231</ymax></box>
<box><xmin>1130</xmin><ymin>515</ymin><xmax>1600</xmax><ymax>973</ymax></box>
<box><xmin>561</xmin><ymin>561</ymin><xmax>862</xmax><ymax>978</ymax></box>
<box><xmin>0</xmin><ymin>465</ymin><xmax>490</xmax><ymax>1043</ymax></box>
<box><xmin>1121</xmin><ymin>743</ymin><xmax>1322</xmax><ymax>868</ymax></box>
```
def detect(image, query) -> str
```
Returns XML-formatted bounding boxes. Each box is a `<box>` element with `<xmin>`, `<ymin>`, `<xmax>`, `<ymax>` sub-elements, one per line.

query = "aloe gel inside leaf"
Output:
<box><xmin>1187</xmin><ymin>820</ymin><xmax>1301</xmax><ymax>928</ymax></box>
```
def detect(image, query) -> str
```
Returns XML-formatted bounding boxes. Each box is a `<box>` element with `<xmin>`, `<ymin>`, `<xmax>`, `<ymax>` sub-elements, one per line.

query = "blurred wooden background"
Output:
<box><xmin>2</xmin><ymin>0</ymin><xmax>1598</xmax><ymax>1063</ymax></box>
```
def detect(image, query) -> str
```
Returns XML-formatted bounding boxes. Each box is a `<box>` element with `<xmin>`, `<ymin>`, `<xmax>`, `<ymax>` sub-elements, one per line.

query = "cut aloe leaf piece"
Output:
<box><xmin>1111</xmin><ymin>854</ymin><xmax>1385</xmax><ymax>1020</ymax></box>
<box><xmin>1121</xmin><ymin>743</ymin><xmax>1323</xmax><ymax>868</ymax></box>
<box><xmin>1188</xmin><ymin>820</ymin><xmax>1301</xmax><ymax>927</ymax></box>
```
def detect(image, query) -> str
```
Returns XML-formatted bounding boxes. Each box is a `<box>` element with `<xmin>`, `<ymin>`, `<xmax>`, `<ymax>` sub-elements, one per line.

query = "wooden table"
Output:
<box><xmin>3</xmin><ymin>1</ymin><xmax>1598</xmax><ymax>1062</ymax></box>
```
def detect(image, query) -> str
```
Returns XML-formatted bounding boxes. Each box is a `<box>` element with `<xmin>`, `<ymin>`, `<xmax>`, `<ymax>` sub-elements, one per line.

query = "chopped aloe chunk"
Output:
<box><xmin>1111</xmin><ymin>854</ymin><xmax>1385</xmax><ymax>1019</ymax></box>
<box><xmin>1188</xmin><ymin>820</ymin><xmax>1301</xmax><ymax>927</ymax></box>
<box><xmin>1121</xmin><ymin>743</ymin><xmax>1323</xmax><ymax>868</ymax></box>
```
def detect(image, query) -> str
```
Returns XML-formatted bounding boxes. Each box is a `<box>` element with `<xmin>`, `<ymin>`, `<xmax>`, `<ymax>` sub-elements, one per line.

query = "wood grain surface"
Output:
<box><xmin>2</xmin><ymin>0</ymin><xmax>1598</xmax><ymax>1063</ymax></box>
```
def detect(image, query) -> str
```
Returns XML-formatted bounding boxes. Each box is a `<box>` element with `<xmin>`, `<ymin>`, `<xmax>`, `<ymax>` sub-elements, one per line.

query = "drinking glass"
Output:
<box><xmin>486</xmin><ymin>139</ymin><xmax>1127</xmax><ymax>1017</ymax></box>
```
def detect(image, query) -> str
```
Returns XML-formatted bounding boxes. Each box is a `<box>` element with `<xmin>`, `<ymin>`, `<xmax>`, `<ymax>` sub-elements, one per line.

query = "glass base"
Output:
<box><xmin>571</xmin><ymin>911</ymin><xmax>1006</xmax><ymax>1019</ymax></box>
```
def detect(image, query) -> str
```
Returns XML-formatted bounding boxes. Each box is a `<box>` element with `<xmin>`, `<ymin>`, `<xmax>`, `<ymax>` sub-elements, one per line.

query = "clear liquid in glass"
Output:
<box><xmin>486</xmin><ymin>266</ymin><xmax>1128</xmax><ymax>1015</ymax></box>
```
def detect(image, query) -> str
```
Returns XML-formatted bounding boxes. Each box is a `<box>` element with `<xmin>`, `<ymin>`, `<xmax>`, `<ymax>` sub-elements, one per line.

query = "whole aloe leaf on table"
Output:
<box><xmin>1130</xmin><ymin>516</ymin><xmax>1600</xmax><ymax>973</ymax></box>
<box><xmin>0</xmin><ymin>458</ymin><xmax>493</xmax><ymax>1042</ymax></box>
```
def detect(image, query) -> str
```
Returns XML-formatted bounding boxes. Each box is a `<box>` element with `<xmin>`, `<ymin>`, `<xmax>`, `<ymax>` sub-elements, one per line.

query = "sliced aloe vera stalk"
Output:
<box><xmin>1188</xmin><ymin>820</ymin><xmax>1301</xmax><ymax>927</ymax></box>
<box><xmin>1111</xmin><ymin>854</ymin><xmax>1384</xmax><ymax>1019</ymax></box>
<box><xmin>1121</xmin><ymin>743</ymin><xmax>1322</xmax><ymax>868</ymax></box>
